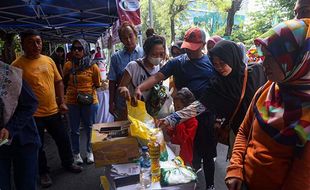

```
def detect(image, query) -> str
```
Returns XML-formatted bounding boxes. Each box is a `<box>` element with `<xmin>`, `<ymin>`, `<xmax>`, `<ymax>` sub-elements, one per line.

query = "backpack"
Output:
<box><xmin>135</xmin><ymin>59</ymin><xmax>168</xmax><ymax>118</ymax></box>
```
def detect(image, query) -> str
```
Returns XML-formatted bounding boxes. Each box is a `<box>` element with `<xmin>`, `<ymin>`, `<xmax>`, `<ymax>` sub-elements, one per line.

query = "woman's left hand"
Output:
<box><xmin>0</xmin><ymin>128</ymin><xmax>9</xmax><ymax>141</ymax></box>
<box><xmin>225</xmin><ymin>177</ymin><xmax>243</xmax><ymax>190</ymax></box>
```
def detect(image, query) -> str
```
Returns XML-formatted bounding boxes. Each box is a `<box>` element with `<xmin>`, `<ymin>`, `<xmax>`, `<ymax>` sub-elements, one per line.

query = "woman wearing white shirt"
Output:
<box><xmin>118</xmin><ymin>35</ymin><xmax>166</xmax><ymax>102</ymax></box>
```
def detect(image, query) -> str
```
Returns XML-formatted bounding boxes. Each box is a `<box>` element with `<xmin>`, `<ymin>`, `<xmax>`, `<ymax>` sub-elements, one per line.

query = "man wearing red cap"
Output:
<box><xmin>135</xmin><ymin>27</ymin><xmax>217</xmax><ymax>190</ymax></box>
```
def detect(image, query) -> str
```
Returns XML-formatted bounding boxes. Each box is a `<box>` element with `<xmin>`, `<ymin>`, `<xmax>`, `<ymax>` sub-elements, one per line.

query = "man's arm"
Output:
<box><xmin>134</xmin><ymin>72</ymin><xmax>165</xmax><ymax>100</ymax></box>
<box><xmin>55</xmin><ymin>80</ymin><xmax>68</xmax><ymax>114</ymax></box>
<box><xmin>118</xmin><ymin>70</ymin><xmax>132</xmax><ymax>101</ymax></box>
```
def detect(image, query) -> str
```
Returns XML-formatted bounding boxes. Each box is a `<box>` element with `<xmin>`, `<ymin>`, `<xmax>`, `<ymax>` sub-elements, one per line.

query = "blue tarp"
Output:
<box><xmin>0</xmin><ymin>0</ymin><xmax>119</xmax><ymax>42</ymax></box>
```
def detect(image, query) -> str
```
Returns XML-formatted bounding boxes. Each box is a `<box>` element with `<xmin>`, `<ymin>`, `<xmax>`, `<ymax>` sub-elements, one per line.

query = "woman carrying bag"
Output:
<box><xmin>63</xmin><ymin>39</ymin><xmax>101</xmax><ymax>165</ymax></box>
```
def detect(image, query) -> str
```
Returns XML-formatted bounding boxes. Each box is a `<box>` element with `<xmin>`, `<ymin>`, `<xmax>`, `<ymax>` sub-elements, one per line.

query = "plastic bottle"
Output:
<box><xmin>139</xmin><ymin>146</ymin><xmax>151</xmax><ymax>189</ymax></box>
<box><xmin>148</xmin><ymin>136</ymin><xmax>161</xmax><ymax>183</ymax></box>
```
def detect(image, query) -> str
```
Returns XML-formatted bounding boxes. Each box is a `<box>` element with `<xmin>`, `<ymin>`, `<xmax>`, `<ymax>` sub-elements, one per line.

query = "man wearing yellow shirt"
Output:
<box><xmin>12</xmin><ymin>30</ymin><xmax>82</xmax><ymax>188</ymax></box>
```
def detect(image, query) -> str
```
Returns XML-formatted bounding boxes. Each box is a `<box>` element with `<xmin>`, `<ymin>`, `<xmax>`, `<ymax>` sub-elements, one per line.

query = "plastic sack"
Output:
<box><xmin>127</xmin><ymin>100</ymin><xmax>155</xmax><ymax>143</ymax></box>
<box><xmin>157</xmin><ymin>88</ymin><xmax>174</xmax><ymax>119</ymax></box>
<box><xmin>127</xmin><ymin>101</ymin><xmax>168</xmax><ymax>161</ymax></box>
<box><xmin>160</xmin><ymin>157</ymin><xmax>197</xmax><ymax>186</ymax></box>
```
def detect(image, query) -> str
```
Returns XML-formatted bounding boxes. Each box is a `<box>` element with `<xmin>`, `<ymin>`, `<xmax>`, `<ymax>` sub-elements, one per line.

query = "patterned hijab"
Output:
<box><xmin>254</xmin><ymin>19</ymin><xmax>310</xmax><ymax>146</ymax></box>
<box><xmin>71</xmin><ymin>39</ymin><xmax>93</xmax><ymax>71</ymax></box>
<box><xmin>0</xmin><ymin>61</ymin><xmax>23</xmax><ymax>128</ymax></box>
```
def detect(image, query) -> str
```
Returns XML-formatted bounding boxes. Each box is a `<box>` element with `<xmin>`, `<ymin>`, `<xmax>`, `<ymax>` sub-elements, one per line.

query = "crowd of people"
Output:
<box><xmin>0</xmin><ymin>0</ymin><xmax>309</xmax><ymax>190</ymax></box>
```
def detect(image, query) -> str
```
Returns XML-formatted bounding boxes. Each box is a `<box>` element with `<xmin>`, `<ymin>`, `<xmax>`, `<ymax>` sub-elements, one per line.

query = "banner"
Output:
<box><xmin>116</xmin><ymin>0</ymin><xmax>141</xmax><ymax>25</ymax></box>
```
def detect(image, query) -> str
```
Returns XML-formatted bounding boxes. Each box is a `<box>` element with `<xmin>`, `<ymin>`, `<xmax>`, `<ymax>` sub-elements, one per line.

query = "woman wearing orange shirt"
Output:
<box><xmin>63</xmin><ymin>39</ymin><xmax>101</xmax><ymax>165</ymax></box>
<box><xmin>225</xmin><ymin>19</ymin><xmax>310</xmax><ymax>190</ymax></box>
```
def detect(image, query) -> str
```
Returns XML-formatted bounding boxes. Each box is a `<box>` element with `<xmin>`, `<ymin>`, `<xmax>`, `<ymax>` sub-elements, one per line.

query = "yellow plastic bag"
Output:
<box><xmin>127</xmin><ymin>100</ymin><xmax>168</xmax><ymax>161</ymax></box>
<box><xmin>127</xmin><ymin>100</ymin><xmax>155</xmax><ymax>142</ymax></box>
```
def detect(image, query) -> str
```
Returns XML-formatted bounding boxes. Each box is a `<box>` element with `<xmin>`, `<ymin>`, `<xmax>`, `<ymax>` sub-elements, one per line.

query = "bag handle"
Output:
<box><xmin>228</xmin><ymin>66</ymin><xmax>248</xmax><ymax>126</ymax></box>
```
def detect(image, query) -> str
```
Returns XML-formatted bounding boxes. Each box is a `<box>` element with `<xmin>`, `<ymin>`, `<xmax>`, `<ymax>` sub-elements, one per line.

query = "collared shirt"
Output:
<box><xmin>108</xmin><ymin>46</ymin><xmax>144</xmax><ymax>82</ymax></box>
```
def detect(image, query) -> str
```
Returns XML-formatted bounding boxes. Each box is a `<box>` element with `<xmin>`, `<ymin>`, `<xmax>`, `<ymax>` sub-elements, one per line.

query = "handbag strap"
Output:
<box><xmin>136</xmin><ymin>59</ymin><xmax>151</xmax><ymax>77</ymax></box>
<box><xmin>228</xmin><ymin>66</ymin><xmax>248</xmax><ymax>126</ymax></box>
<box><xmin>71</xmin><ymin>64</ymin><xmax>78</xmax><ymax>88</ymax></box>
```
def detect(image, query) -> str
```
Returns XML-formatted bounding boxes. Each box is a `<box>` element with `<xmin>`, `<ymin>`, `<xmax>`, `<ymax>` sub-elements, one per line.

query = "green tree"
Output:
<box><xmin>229</xmin><ymin>0</ymin><xmax>296</xmax><ymax>46</ymax></box>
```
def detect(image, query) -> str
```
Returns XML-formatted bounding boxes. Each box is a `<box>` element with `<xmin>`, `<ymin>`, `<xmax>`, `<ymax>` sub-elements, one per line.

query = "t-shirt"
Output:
<box><xmin>12</xmin><ymin>55</ymin><xmax>62</xmax><ymax>117</ymax></box>
<box><xmin>108</xmin><ymin>46</ymin><xmax>144</xmax><ymax>82</ymax></box>
<box><xmin>125</xmin><ymin>60</ymin><xmax>160</xmax><ymax>100</ymax></box>
<box><xmin>160</xmin><ymin>54</ymin><xmax>216</xmax><ymax>98</ymax></box>
<box><xmin>63</xmin><ymin>61</ymin><xmax>101</xmax><ymax>105</ymax></box>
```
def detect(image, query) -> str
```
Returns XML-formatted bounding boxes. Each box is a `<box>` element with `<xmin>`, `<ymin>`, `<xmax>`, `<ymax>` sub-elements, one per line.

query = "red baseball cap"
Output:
<box><xmin>181</xmin><ymin>27</ymin><xmax>206</xmax><ymax>51</ymax></box>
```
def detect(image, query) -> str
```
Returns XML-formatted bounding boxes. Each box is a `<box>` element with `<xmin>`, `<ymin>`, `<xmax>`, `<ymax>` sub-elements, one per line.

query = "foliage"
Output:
<box><xmin>276</xmin><ymin>0</ymin><xmax>296</xmax><ymax>19</ymax></box>
<box><xmin>139</xmin><ymin>0</ymin><xmax>296</xmax><ymax>46</ymax></box>
<box><xmin>229</xmin><ymin>0</ymin><xmax>295</xmax><ymax>46</ymax></box>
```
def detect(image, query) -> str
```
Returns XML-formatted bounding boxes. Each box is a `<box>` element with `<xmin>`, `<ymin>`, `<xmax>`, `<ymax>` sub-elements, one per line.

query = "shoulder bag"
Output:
<box><xmin>72</xmin><ymin>65</ymin><xmax>94</xmax><ymax>105</ymax></box>
<box><xmin>135</xmin><ymin>59</ymin><xmax>167</xmax><ymax>117</ymax></box>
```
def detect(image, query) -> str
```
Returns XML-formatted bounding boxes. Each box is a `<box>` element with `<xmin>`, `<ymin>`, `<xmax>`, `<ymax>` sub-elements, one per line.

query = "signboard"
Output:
<box><xmin>116</xmin><ymin>0</ymin><xmax>141</xmax><ymax>25</ymax></box>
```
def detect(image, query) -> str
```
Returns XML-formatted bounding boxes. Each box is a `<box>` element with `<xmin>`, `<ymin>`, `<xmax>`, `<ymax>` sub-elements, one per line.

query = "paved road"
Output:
<box><xmin>40</xmin><ymin>131</ymin><xmax>229</xmax><ymax>190</ymax></box>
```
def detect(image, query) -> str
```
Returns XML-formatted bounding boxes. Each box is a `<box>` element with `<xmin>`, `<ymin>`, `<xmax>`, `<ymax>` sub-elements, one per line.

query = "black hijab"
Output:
<box><xmin>199</xmin><ymin>41</ymin><xmax>266</xmax><ymax>133</ymax></box>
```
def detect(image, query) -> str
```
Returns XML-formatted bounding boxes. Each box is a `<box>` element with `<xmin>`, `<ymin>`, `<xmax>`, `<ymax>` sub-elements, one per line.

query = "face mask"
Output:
<box><xmin>148</xmin><ymin>57</ymin><xmax>162</xmax><ymax>66</ymax></box>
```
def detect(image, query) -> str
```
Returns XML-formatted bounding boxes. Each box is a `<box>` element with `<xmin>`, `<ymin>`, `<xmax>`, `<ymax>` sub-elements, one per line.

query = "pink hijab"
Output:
<box><xmin>207</xmin><ymin>35</ymin><xmax>223</xmax><ymax>50</ymax></box>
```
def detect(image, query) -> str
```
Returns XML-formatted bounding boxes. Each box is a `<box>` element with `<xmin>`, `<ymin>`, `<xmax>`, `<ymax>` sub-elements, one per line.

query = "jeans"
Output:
<box><xmin>0</xmin><ymin>139</ymin><xmax>39</xmax><ymax>190</ymax></box>
<box><xmin>35</xmin><ymin>113</ymin><xmax>74</xmax><ymax>174</ymax></box>
<box><xmin>67</xmin><ymin>104</ymin><xmax>98</xmax><ymax>154</ymax></box>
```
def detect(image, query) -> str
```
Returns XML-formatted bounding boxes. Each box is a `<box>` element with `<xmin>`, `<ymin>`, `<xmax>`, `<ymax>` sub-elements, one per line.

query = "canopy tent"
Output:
<box><xmin>0</xmin><ymin>0</ymin><xmax>119</xmax><ymax>43</ymax></box>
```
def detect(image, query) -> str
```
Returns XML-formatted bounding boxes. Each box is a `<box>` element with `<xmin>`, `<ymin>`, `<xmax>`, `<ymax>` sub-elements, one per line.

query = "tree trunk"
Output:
<box><xmin>1</xmin><ymin>33</ymin><xmax>16</xmax><ymax>64</ymax></box>
<box><xmin>170</xmin><ymin>16</ymin><xmax>176</xmax><ymax>43</ymax></box>
<box><xmin>224</xmin><ymin>0</ymin><xmax>242</xmax><ymax>36</ymax></box>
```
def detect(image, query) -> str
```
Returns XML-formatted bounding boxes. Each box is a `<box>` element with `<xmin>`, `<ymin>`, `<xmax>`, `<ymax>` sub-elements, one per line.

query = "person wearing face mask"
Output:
<box><xmin>118</xmin><ymin>34</ymin><xmax>166</xmax><ymax>103</ymax></box>
<box><xmin>134</xmin><ymin>27</ymin><xmax>218</xmax><ymax>190</ymax></box>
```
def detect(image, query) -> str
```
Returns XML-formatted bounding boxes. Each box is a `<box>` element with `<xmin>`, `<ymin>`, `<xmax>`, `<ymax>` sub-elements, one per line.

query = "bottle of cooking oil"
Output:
<box><xmin>148</xmin><ymin>136</ymin><xmax>160</xmax><ymax>183</ymax></box>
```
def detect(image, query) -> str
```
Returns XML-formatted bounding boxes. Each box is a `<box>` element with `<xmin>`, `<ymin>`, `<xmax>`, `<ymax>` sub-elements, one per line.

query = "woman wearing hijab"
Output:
<box><xmin>161</xmin><ymin>40</ymin><xmax>266</xmax><ymax>134</ymax></box>
<box><xmin>0</xmin><ymin>61</ymin><xmax>40</xmax><ymax>190</ymax></box>
<box><xmin>225</xmin><ymin>19</ymin><xmax>310</xmax><ymax>190</ymax></box>
<box><xmin>157</xmin><ymin>40</ymin><xmax>265</xmax><ymax>190</ymax></box>
<box><xmin>63</xmin><ymin>39</ymin><xmax>101</xmax><ymax>165</ymax></box>
<box><xmin>206</xmin><ymin>35</ymin><xmax>223</xmax><ymax>51</ymax></box>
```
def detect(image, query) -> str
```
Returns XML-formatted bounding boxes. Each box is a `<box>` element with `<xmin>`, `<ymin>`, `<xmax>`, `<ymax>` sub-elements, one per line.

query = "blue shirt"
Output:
<box><xmin>108</xmin><ymin>46</ymin><xmax>144</xmax><ymax>82</ymax></box>
<box><xmin>160</xmin><ymin>54</ymin><xmax>216</xmax><ymax>99</ymax></box>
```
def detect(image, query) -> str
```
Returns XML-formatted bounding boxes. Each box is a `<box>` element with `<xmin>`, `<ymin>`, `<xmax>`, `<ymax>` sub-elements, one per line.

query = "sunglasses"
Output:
<box><xmin>72</xmin><ymin>46</ymin><xmax>84</xmax><ymax>52</ymax></box>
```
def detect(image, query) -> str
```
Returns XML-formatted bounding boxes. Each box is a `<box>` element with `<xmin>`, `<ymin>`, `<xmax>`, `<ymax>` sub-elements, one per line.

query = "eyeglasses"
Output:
<box><xmin>72</xmin><ymin>46</ymin><xmax>84</xmax><ymax>52</ymax></box>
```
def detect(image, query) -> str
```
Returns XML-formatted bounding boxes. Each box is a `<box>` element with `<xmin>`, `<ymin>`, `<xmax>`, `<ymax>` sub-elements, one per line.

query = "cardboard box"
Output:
<box><xmin>92</xmin><ymin>121</ymin><xmax>139</xmax><ymax>167</ymax></box>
